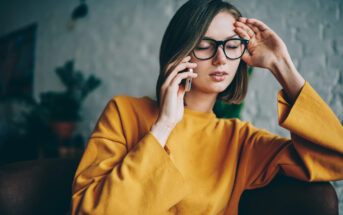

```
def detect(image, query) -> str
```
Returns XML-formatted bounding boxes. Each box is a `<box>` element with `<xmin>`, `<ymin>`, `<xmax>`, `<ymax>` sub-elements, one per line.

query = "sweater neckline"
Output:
<box><xmin>184</xmin><ymin>107</ymin><xmax>216</xmax><ymax>120</ymax></box>
<box><xmin>143</xmin><ymin>96</ymin><xmax>216</xmax><ymax>120</ymax></box>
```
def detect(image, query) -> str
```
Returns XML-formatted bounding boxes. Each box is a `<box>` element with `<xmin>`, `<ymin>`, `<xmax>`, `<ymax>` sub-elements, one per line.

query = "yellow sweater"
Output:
<box><xmin>71</xmin><ymin>81</ymin><xmax>343</xmax><ymax>215</ymax></box>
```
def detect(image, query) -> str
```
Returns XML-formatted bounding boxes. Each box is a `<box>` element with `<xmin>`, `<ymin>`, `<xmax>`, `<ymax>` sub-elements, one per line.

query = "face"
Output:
<box><xmin>190</xmin><ymin>11</ymin><xmax>241</xmax><ymax>95</ymax></box>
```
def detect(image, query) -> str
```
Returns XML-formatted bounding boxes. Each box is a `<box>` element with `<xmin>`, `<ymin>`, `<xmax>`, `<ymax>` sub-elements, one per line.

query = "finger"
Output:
<box><xmin>177</xmin><ymin>83</ymin><xmax>188</xmax><ymax>99</ymax></box>
<box><xmin>170</xmin><ymin>71</ymin><xmax>198</xmax><ymax>88</ymax></box>
<box><xmin>161</xmin><ymin>71</ymin><xmax>197</xmax><ymax>101</ymax></box>
<box><xmin>234</xmin><ymin>21</ymin><xmax>255</xmax><ymax>38</ymax></box>
<box><xmin>165</xmin><ymin>61</ymin><xmax>175</xmax><ymax>73</ymax></box>
<box><xmin>246</xmin><ymin>18</ymin><xmax>269</xmax><ymax>32</ymax></box>
<box><xmin>181</xmin><ymin>55</ymin><xmax>191</xmax><ymax>63</ymax></box>
<box><xmin>245</xmin><ymin>23</ymin><xmax>260</xmax><ymax>35</ymax></box>
<box><xmin>238</xmin><ymin>17</ymin><xmax>247</xmax><ymax>23</ymax></box>
<box><xmin>161</xmin><ymin>62</ymin><xmax>197</xmax><ymax>98</ymax></box>
<box><xmin>234</xmin><ymin>27</ymin><xmax>250</xmax><ymax>40</ymax></box>
<box><xmin>166</xmin><ymin>55</ymin><xmax>191</xmax><ymax>72</ymax></box>
<box><xmin>164</xmin><ymin>62</ymin><xmax>197</xmax><ymax>87</ymax></box>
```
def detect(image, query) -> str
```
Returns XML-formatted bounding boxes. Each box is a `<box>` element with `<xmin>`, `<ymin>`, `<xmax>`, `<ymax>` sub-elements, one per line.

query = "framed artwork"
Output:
<box><xmin>0</xmin><ymin>23</ymin><xmax>37</xmax><ymax>99</ymax></box>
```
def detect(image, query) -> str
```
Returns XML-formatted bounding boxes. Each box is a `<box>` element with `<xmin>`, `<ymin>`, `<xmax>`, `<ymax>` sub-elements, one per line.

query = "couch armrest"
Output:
<box><xmin>0</xmin><ymin>158</ymin><xmax>80</xmax><ymax>215</ymax></box>
<box><xmin>239</xmin><ymin>174</ymin><xmax>338</xmax><ymax>215</ymax></box>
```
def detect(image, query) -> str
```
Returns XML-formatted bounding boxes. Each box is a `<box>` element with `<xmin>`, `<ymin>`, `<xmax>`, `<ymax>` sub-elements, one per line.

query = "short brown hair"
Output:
<box><xmin>156</xmin><ymin>0</ymin><xmax>248</xmax><ymax>105</ymax></box>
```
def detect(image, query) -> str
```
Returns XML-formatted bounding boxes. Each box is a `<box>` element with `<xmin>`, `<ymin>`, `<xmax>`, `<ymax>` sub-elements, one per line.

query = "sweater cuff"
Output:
<box><xmin>277</xmin><ymin>81</ymin><xmax>341</xmax><ymax>143</ymax></box>
<box><xmin>277</xmin><ymin>81</ymin><xmax>307</xmax><ymax>126</ymax></box>
<box><xmin>137</xmin><ymin>132</ymin><xmax>191</xmax><ymax>191</ymax></box>
<box><xmin>277</xmin><ymin>81</ymin><xmax>316</xmax><ymax>129</ymax></box>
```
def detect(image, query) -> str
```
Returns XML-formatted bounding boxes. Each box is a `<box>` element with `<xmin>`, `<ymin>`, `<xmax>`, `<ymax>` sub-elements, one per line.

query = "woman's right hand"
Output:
<box><xmin>151</xmin><ymin>56</ymin><xmax>198</xmax><ymax>147</ymax></box>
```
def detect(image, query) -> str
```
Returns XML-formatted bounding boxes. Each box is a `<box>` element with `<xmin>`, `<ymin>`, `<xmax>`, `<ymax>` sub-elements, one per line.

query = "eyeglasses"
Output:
<box><xmin>193</xmin><ymin>38</ymin><xmax>249</xmax><ymax>60</ymax></box>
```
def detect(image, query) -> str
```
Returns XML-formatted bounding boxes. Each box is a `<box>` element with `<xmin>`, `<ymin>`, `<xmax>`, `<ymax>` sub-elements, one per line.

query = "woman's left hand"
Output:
<box><xmin>234</xmin><ymin>17</ymin><xmax>289</xmax><ymax>71</ymax></box>
<box><xmin>234</xmin><ymin>17</ymin><xmax>305</xmax><ymax>103</ymax></box>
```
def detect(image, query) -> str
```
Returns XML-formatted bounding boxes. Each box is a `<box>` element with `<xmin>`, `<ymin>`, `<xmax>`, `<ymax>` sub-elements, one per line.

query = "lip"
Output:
<box><xmin>209</xmin><ymin>71</ymin><xmax>228</xmax><ymax>82</ymax></box>
<box><xmin>209</xmin><ymin>71</ymin><xmax>228</xmax><ymax>76</ymax></box>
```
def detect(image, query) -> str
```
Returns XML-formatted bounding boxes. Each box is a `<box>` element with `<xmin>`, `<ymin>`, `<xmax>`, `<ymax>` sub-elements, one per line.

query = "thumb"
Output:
<box><xmin>177</xmin><ymin>86</ymin><xmax>186</xmax><ymax>97</ymax></box>
<box><xmin>241</xmin><ymin>50</ymin><xmax>253</xmax><ymax>66</ymax></box>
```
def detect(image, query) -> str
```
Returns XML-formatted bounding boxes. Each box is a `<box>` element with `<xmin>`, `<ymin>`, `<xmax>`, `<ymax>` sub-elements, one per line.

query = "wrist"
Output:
<box><xmin>155</xmin><ymin>115</ymin><xmax>177</xmax><ymax>129</ymax></box>
<box><xmin>269</xmin><ymin>53</ymin><xmax>294</xmax><ymax>75</ymax></box>
<box><xmin>151</xmin><ymin>119</ymin><xmax>175</xmax><ymax>133</ymax></box>
<box><xmin>150</xmin><ymin>120</ymin><xmax>175</xmax><ymax>147</ymax></box>
<box><xmin>269</xmin><ymin>55</ymin><xmax>305</xmax><ymax>103</ymax></box>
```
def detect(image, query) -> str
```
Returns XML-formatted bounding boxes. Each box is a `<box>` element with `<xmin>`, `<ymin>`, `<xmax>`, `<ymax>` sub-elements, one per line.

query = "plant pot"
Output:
<box><xmin>50</xmin><ymin>121</ymin><xmax>76</xmax><ymax>141</ymax></box>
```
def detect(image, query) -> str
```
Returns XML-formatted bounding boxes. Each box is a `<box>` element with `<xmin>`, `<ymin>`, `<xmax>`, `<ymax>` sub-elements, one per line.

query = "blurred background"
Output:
<box><xmin>0</xmin><ymin>0</ymin><xmax>342</xmax><ymax>212</ymax></box>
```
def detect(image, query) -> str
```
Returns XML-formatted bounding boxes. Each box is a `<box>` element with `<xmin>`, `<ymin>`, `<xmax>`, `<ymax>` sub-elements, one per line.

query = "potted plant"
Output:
<box><xmin>39</xmin><ymin>60</ymin><xmax>101</xmax><ymax>140</ymax></box>
<box><xmin>4</xmin><ymin>60</ymin><xmax>100</xmax><ymax>159</ymax></box>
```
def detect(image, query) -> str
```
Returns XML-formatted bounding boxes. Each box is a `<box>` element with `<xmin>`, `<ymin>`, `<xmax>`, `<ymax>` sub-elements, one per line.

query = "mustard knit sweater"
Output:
<box><xmin>71</xmin><ymin>82</ymin><xmax>343</xmax><ymax>215</ymax></box>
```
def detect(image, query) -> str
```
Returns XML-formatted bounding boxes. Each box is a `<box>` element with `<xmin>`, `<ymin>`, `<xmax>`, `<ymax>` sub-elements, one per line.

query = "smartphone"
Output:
<box><xmin>183</xmin><ymin>68</ymin><xmax>193</xmax><ymax>92</ymax></box>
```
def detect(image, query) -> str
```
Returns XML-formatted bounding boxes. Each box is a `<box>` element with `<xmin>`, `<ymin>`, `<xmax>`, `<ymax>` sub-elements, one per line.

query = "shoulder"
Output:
<box><xmin>111</xmin><ymin>95</ymin><xmax>157</xmax><ymax>107</ymax></box>
<box><xmin>218</xmin><ymin>117</ymin><xmax>249</xmax><ymax>128</ymax></box>
<box><xmin>107</xmin><ymin>95</ymin><xmax>159</xmax><ymax>118</ymax></box>
<box><xmin>219</xmin><ymin>117</ymin><xmax>264</xmax><ymax>136</ymax></box>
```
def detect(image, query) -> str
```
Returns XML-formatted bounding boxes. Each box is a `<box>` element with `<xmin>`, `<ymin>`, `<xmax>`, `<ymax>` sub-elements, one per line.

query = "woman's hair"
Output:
<box><xmin>156</xmin><ymin>0</ymin><xmax>248</xmax><ymax>105</ymax></box>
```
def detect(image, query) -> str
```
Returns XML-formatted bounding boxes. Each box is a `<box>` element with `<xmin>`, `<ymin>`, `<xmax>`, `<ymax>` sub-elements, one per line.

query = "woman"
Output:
<box><xmin>71</xmin><ymin>0</ymin><xmax>343</xmax><ymax>214</ymax></box>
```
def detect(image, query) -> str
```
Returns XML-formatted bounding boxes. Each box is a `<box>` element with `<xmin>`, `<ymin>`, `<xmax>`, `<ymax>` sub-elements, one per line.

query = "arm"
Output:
<box><xmin>239</xmin><ymin>82</ymin><xmax>343</xmax><ymax>189</ymax></box>
<box><xmin>234</xmin><ymin>18</ymin><xmax>343</xmax><ymax>188</ymax></box>
<box><xmin>71</xmin><ymin>54</ymin><xmax>197</xmax><ymax>214</ymax></box>
<box><xmin>151</xmin><ymin>56</ymin><xmax>198</xmax><ymax>146</ymax></box>
<box><xmin>71</xmin><ymin>98</ymin><xmax>190</xmax><ymax>214</ymax></box>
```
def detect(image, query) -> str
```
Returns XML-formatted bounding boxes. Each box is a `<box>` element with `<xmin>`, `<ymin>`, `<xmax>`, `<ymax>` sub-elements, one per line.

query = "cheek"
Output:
<box><xmin>190</xmin><ymin>55</ymin><xmax>200</xmax><ymax>68</ymax></box>
<box><xmin>193</xmin><ymin>62</ymin><xmax>208</xmax><ymax>74</ymax></box>
<box><xmin>190</xmin><ymin>56</ymin><xmax>210</xmax><ymax>74</ymax></box>
<box><xmin>228</xmin><ymin>59</ymin><xmax>241</xmax><ymax>73</ymax></box>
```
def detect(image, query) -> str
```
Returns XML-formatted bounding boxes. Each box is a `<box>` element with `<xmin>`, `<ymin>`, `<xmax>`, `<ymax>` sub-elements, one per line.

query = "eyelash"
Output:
<box><xmin>196</xmin><ymin>47</ymin><xmax>210</xmax><ymax>50</ymax></box>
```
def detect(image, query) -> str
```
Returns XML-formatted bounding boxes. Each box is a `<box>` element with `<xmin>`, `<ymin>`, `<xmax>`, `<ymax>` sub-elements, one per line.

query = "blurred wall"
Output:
<box><xmin>0</xmin><ymin>0</ymin><xmax>176</xmax><ymax>140</ymax></box>
<box><xmin>1</xmin><ymin>0</ymin><xmax>342</xmax><ymax>212</ymax></box>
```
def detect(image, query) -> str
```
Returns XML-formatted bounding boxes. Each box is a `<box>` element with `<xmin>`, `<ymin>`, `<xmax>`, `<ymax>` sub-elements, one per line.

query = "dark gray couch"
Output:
<box><xmin>0</xmin><ymin>158</ymin><xmax>338</xmax><ymax>215</ymax></box>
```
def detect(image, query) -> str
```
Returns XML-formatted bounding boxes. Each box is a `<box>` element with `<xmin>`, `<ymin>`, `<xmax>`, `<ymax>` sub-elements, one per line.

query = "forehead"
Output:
<box><xmin>205</xmin><ymin>11</ymin><xmax>236</xmax><ymax>39</ymax></box>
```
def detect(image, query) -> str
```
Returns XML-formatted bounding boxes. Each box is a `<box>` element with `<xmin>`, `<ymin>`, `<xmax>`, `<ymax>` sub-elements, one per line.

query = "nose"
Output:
<box><xmin>212</xmin><ymin>45</ymin><xmax>227</xmax><ymax>66</ymax></box>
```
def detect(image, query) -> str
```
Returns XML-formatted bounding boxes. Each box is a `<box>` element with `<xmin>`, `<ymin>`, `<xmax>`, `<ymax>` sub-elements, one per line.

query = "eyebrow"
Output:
<box><xmin>203</xmin><ymin>34</ymin><xmax>239</xmax><ymax>40</ymax></box>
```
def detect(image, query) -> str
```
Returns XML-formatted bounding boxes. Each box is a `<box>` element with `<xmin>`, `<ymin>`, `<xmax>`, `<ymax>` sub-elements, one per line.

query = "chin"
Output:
<box><xmin>211</xmin><ymin>81</ymin><xmax>232</xmax><ymax>92</ymax></box>
<box><xmin>201</xmin><ymin>84</ymin><xmax>230</xmax><ymax>94</ymax></box>
<box><xmin>191</xmin><ymin>79</ymin><xmax>233</xmax><ymax>94</ymax></box>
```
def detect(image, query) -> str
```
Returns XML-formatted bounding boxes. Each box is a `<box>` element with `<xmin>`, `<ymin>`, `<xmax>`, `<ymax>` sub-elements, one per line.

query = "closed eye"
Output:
<box><xmin>196</xmin><ymin>47</ymin><xmax>210</xmax><ymax>50</ymax></box>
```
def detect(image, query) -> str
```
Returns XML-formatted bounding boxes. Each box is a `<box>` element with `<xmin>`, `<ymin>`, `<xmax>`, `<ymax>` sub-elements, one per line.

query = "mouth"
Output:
<box><xmin>209</xmin><ymin>71</ymin><xmax>228</xmax><ymax>76</ymax></box>
<box><xmin>209</xmin><ymin>71</ymin><xmax>228</xmax><ymax>82</ymax></box>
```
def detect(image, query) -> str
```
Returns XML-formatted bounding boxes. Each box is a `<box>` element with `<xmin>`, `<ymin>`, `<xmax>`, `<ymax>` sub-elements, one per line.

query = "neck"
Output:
<box><xmin>184</xmin><ymin>90</ymin><xmax>217</xmax><ymax>113</ymax></box>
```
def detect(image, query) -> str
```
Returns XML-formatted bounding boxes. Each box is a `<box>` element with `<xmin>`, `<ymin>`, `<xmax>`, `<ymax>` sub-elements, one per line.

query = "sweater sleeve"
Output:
<box><xmin>240</xmin><ymin>81</ymin><xmax>343</xmax><ymax>189</ymax></box>
<box><xmin>71</xmin><ymin>98</ymin><xmax>190</xmax><ymax>215</ymax></box>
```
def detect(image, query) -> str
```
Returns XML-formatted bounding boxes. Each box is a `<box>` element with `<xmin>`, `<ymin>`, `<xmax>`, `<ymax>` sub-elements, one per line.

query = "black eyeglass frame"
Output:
<box><xmin>192</xmin><ymin>38</ymin><xmax>249</xmax><ymax>60</ymax></box>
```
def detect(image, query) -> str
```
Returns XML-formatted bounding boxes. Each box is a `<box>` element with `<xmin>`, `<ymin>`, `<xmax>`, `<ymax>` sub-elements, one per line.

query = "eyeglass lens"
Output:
<box><xmin>194</xmin><ymin>39</ymin><xmax>246</xmax><ymax>60</ymax></box>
